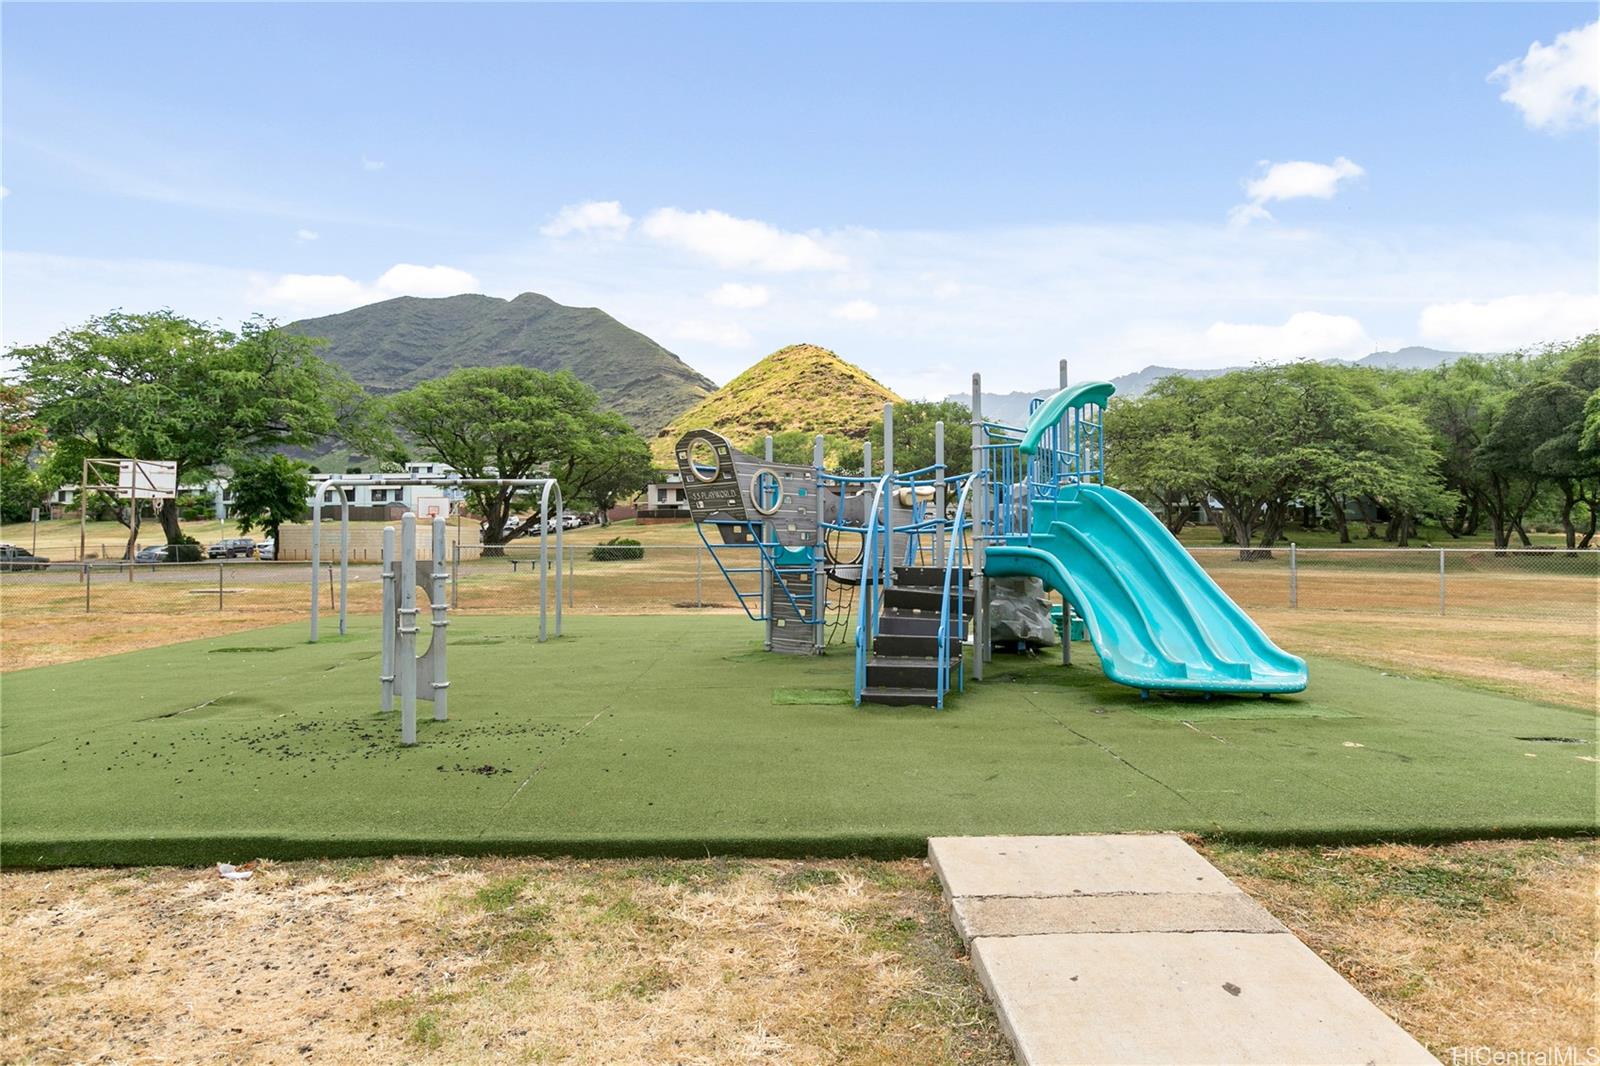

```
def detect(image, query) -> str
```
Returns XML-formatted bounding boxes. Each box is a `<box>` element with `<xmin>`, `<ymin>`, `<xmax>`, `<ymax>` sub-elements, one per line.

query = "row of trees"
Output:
<box><xmin>2</xmin><ymin>312</ymin><xmax>654</xmax><ymax>554</ymax></box>
<box><xmin>1105</xmin><ymin>335</ymin><xmax>1600</xmax><ymax>549</ymax></box>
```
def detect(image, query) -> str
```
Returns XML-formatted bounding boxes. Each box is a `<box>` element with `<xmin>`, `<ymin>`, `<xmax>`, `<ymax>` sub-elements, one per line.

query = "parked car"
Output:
<box><xmin>257</xmin><ymin>539</ymin><xmax>276</xmax><ymax>561</ymax></box>
<box><xmin>0</xmin><ymin>544</ymin><xmax>49</xmax><ymax>572</ymax></box>
<box><xmin>561</xmin><ymin>513</ymin><xmax>583</xmax><ymax>530</ymax></box>
<box><xmin>207</xmin><ymin>537</ymin><xmax>257</xmax><ymax>559</ymax></box>
<box><xmin>134</xmin><ymin>545</ymin><xmax>174</xmax><ymax>563</ymax></box>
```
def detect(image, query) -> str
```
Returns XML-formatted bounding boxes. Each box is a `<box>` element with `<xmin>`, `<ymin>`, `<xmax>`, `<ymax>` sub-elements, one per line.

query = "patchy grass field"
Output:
<box><xmin>2</xmin><ymin>840</ymin><xmax>1592</xmax><ymax>1064</ymax></box>
<box><xmin>1203</xmin><ymin>837</ymin><xmax>1599</xmax><ymax>1059</ymax></box>
<box><xmin>3</xmin><ymin>616</ymin><xmax>1593</xmax><ymax>869</ymax></box>
<box><xmin>0</xmin><ymin>857</ymin><xmax>1010</xmax><ymax>1065</ymax></box>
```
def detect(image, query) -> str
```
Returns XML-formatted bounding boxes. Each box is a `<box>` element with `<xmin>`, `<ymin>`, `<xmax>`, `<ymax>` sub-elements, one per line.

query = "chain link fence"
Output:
<box><xmin>2</xmin><ymin>543</ymin><xmax>1594</xmax><ymax>669</ymax></box>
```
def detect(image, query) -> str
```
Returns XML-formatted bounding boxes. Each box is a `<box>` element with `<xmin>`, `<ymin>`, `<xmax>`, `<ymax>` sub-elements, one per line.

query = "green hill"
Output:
<box><xmin>653</xmin><ymin>343</ymin><xmax>902</xmax><ymax>464</ymax></box>
<box><xmin>286</xmin><ymin>292</ymin><xmax>714</xmax><ymax>435</ymax></box>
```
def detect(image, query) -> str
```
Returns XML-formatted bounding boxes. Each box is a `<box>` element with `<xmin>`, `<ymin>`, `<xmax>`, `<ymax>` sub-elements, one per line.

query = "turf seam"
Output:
<box><xmin>480</xmin><ymin>707</ymin><xmax>610</xmax><ymax>837</ymax></box>
<box><xmin>1023</xmin><ymin>693</ymin><xmax>1205</xmax><ymax>817</ymax></box>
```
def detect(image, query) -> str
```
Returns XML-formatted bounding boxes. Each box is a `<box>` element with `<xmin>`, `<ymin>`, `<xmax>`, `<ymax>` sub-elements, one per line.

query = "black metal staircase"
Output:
<box><xmin>861</xmin><ymin>566</ymin><xmax>974</xmax><ymax>707</ymax></box>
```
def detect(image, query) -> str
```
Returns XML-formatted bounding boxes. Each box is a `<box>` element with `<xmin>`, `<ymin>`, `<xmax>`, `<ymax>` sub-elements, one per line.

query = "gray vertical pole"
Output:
<box><xmin>934</xmin><ymin>420</ymin><xmax>946</xmax><ymax>565</ymax></box>
<box><xmin>538</xmin><ymin>494</ymin><xmax>550</xmax><ymax>643</ymax></box>
<box><xmin>695</xmin><ymin>544</ymin><xmax>704</xmax><ymax>607</ymax></box>
<box><xmin>1289</xmin><ymin>543</ymin><xmax>1298</xmax><ymax>608</ymax></box>
<box><xmin>555</xmin><ymin>498</ymin><xmax>564</xmax><ymax>636</ymax></box>
<box><xmin>1057</xmin><ymin>360</ymin><xmax>1070</xmax><ymax>664</ymax></box>
<box><xmin>381</xmin><ymin>526</ymin><xmax>396</xmax><ymax>714</ymax></box>
<box><xmin>451</xmin><ymin>541</ymin><xmax>460</xmax><ymax>609</ymax></box>
<box><xmin>1439</xmin><ymin>548</ymin><xmax>1446</xmax><ymax>616</ymax></box>
<box><xmin>338</xmin><ymin>491</ymin><xmax>350</xmax><ymax>635</ymax></box>
<box><xmin>398</xmin><ymin>514</ymin><xmax>418</xmax><ymax>745</ymax></box>
<box><xmin>309</xmin><ymin>486</ymin><xmax>322</xmax><ymax>641</ymax></box>
<box><xmin>567</xmin><ymin>542</ymin><xmax>575</xmax><ymax>608</ymax></box>
<box><xmin>863</xmin><ymin>440</ymin><xmax>872</xmax><ymax>479</ymax></box>
<box><xmin>763</xmin><ymin>435</ymin><xmax>774</xmax><ymax>647</ymax></box>
<box><xmin>813</xmin><ymin>432</ymin><xmax>827</xmax><ymax>654</ymax></box>
<box><xmin>883</xmin><ymin>402</ymin><xmax>896</xmax><ymax>583</ymax></box>
<box><xmin>430</xmin><ymin>517</ymin><xmax>449</xmax><ymax>721</ymax></box>
<box><xmin>84</xmin><ymin>563</ymin><xmax>90</xmax><ymax>613</ymax></box>
<box><xmin>971</xmin><ymin>373</ymin><xmax>986</xmax><ymax>680</ymax></box>
<box><xmin>218</xmin><ymin>562</ymin><xmax>224</xmax><ymax>611</ymax></box>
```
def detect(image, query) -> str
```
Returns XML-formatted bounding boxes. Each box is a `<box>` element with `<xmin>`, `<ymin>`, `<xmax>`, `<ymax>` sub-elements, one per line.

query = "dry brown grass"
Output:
<box><xmin>0</xmin><ymin>857</ymin><xmax>1010</xmax><ymax>1066</ymax></box>
<box><xmin>1203</xmin><ymin>837</ymin><xmax>1600</xmax><ymax>1059</ymax></box>
<box><xmin>4</xmin><ymin>555</ymin><xmax>1593</xmax><ymax>712</ymax></box>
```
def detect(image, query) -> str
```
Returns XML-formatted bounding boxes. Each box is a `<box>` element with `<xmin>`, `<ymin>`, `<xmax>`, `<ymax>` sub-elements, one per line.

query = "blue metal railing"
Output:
<box><xmin>934</xmin><ymin>471</ymin><xmax>982</xmax><ymax>708</ymax></box>
<box><xmin>693</xmin><ymin>518</ymin><xmax>819</xmax><ymax>624</ymax></box>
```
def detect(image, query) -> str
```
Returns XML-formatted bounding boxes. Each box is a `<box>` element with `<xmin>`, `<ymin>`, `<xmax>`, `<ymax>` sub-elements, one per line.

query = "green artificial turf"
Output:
<box><xmin>1</xmin><ymin>616</ymin><xmax>1594</xmax><ymax>868</ymax></box>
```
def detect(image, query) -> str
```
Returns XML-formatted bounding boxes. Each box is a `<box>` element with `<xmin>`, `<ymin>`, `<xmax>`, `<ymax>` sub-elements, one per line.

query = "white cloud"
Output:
<box><xmin>259</xmin><ymin>263</ymin><xmax>479</xmax><ymax>312</ymax></box>
<box><xmin>1230</xmin><ymin>157</ymin><xmax>1365</xmax><ymax>226</ymax></box>
<box><xmin>295</xmin><ymin>228</ymin><xmax>319</xmax><ymax>242</ymax></box>
<box><xmin>1418</xmin><ymin>291</ymin><xmax>1600</xmax><ymax>351</ymax></box>
<box><xmin>262</xmin><ymin>273</ymin><xmax>370</xmax><ymax>308</ymax></box>
<box><xmin>1490</xmin><ymin>20</ymin><xmax>1600</xmax><ymax>132</ymax></box>
<box><xmin>831</xmin><ymin>299</ymin><xmax>880</xmax><ymax>322</ymax></box>
<box><xmin>1203</xmin><ymin>311</ymin><xmax>1373</xmax><ymax>362</ymax></box>
<box><xmin>640</xmin><ymin>207</ymin><xmax>847</xmax><ymax>272</ymax></box>
<box><xmin>0</xmin><ymin>186</ymin><xmax>9</xmax><ymax>198</ymax></box>
<box><xmin>707</xmin><ymin>282</ymin><xmax>770</xmax><ymax>309</ymax></box>
<box><xmin>665</xmin><ymin>319</ymin><xmax>752</xmax><ymax>349</ymax></box>
<box><xmin>361</xmin><ymin>155</ymin><xmax>385</xmax><ymax>171</ymax></box>
<box><xmin>541</xmin><ymin>200</ymin><xmax>633</xmax><ymax>239</ymax></box>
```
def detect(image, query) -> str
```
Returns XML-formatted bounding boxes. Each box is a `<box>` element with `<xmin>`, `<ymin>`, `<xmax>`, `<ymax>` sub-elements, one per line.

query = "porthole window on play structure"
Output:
<box><xmin>751</xmin><ymin>468</ymin><xmax>784</xmax><ymax>515</ymax></box>
<box><xmin>688</xmin><ymin>438</ymin><xmax>721</xmax><ymax>482</ymax></box>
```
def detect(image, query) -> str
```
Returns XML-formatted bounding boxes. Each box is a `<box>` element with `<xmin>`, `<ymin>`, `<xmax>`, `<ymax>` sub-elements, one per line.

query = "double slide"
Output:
<box><xmin>987</xmin><ymin>484</ymin><xmax>1308</xmax><ymax>694</ymax></box>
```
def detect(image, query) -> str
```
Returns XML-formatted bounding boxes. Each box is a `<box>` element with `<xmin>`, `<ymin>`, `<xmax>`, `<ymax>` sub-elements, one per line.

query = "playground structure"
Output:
<box><xmin>678</xmin><ymin>360</ymin><xmax>1309</xmax><ymax>707</ymax></box>
<box><xmin>309</xmin><ymin>473</ymin><xmax>564</xmax><ymax>643</ymax></box>
<box><xmin>381</xmin><ymin>513</ymin><xmax>450</xmax><ymax>746</ymax></box>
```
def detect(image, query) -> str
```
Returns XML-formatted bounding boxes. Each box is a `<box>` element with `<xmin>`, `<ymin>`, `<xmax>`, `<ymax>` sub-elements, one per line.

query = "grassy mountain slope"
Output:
<box><xmin>653</xmin><ymin>343</ymin><xmax>902</xmax><ymax>464</ymax></box>
<box><xmin>286</xmin><ymin>292</ymin><xmax>714</xmax><ymax>434</ymax></box>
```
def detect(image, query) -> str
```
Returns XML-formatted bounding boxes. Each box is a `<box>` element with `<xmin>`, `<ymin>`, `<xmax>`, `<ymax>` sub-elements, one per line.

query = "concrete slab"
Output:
<box><xmin>930</xmin><ymin>834</ymin><xmax>1238</xmax><ymax>899</ymax></box>
<box><xmin>950</xmin><ymin>891</ymin><xmax>1284</xmax><ymax>942</ymax></box>
<box><xmin>971</xmin><ymin>930</ymin><xmax>1437</xmax><ymax>1065</ymax></box>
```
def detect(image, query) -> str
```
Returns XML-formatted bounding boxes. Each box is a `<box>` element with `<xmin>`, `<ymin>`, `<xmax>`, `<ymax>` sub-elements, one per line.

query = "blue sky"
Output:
<box><xmin>4</xmin><ymin>3</ymin><xmax>1597</xmax><ymax>395</ymax></box>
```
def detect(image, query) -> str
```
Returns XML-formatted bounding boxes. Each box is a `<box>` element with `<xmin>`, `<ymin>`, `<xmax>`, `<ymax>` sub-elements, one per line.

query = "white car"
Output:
<box><xmin>257</xmin><ymin>539</ymin><xmax>276</xmax><ymax>560</ymax></box>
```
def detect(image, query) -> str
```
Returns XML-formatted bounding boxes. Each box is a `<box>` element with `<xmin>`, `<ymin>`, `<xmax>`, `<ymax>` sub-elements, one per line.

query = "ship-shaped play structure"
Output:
<box><xmin>674</xmin><ymin>369</ymin><xmax>1308</xmax><ymax>708</ymax></box>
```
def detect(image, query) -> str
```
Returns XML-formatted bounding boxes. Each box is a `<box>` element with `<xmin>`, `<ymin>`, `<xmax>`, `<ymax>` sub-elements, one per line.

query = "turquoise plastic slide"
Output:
<box><xmin>987</xmin><ymin>484</ymin><xmax>1308</xmax><ymax>694</ymax></box>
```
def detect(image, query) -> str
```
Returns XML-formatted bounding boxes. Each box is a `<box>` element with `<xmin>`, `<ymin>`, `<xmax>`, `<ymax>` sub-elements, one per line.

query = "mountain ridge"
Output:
<box><xmin>947</xmin><ymin>346</ymin><xmax>1478</xmax><ymax>425</ymax></box>
<box><xmin>285</xmin><ymin>292</ymin><xmax>714</xmax><ymax>435</ymax></box>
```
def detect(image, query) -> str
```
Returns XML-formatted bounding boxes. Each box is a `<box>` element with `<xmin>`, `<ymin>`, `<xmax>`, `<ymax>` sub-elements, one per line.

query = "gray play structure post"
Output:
<box><xmin>397</xmin><ymin>514</ymin><xmax>419</xmax><ymax>745</ymax></box>
<box><xmin>380</xmin><ymin>525</ymin><xmax>396</xmax><ymax>714</ymax></box>
<box><xmin>970</xmin><ymin>373</ymin><xmax>986</xmax><ymax>679</ymax></box>
<box><xmin>934</xmin><ymin>420</ymin><xmax>945</xmax><ymax>564</ymax></box>
<box><xmin>762</xmin><ymin>434</ymin><xmax>774</xmax><ymax>647</ymax></box>
<box><xmin>882</xmin><ymin>402</ymin><xmax>895</xmax><ymax>587</ymax></box>
<box><xmin>384</xmin><ymin>514</ymin><xmax>452</xmax><ymax>744</ymax></box>
<box><xmin>813</xmin><ymin>433</ymin><xmax>827</xmax><ymax>654</ymax></box>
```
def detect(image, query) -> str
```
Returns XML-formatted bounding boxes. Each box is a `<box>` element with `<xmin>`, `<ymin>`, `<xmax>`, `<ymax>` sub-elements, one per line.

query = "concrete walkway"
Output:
<box><xmin>930</xmin><ymin>835</ymin><xmax>1438</xmax><ymax>1066</ymax></box>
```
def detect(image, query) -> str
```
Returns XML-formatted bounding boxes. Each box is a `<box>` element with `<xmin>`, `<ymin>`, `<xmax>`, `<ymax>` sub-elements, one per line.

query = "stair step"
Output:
<box><xmin>867</xmin><ymin>655</ymin><xmax>961</xmax><ymax>688</ymax></box>
<box><xmin>884</xmin><ymin>586</ymin><xmax>975</xmax><ymax>613</ymax></box>
<box><xmin>860</xmin><ymin>686</ymin><xmax>941</xmax><ymax>708</ymax></box>
<box><xmin>892</xmin><ymin>565</ymin><xmax>973</xmax><ymax>589</ymax></box>
<box><xmin>878</xmin><ymin>611</ymin><xmax>970</xmax><ymax>638</ymax></box>
<box><xmin>874</xmin><ymin>633</ymin><xmax>965</xmax><ymax>658</ymax></box>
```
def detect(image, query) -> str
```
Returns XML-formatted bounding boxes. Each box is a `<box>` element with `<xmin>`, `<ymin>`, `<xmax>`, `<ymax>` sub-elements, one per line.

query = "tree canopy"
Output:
<box><xmin>386</xmin><ymin>366</ymin><xmax>650</xmax><ymax>543</ymax></box>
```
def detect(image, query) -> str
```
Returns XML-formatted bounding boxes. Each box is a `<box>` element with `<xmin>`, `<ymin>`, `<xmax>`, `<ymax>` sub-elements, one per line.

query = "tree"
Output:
<box><xmin>386</xmin><ymin>367</ymin><xmax>651</xmax><ymax>544</ymax></box>
<box><xmin>1104</xmin><ymin>378</ymin><xmax>1213</xmax><ymax>536</ymax></box>
<box><xmin>230</xmin><ymin>454</ymin><xmax>311</xmax><ymax>545</ymax></box>
<box><xmin>741</xmin><ymin>430</ymin><xmax>818</xmax><ymax>466</ymax></box>
<box><xmin>13</xmin><ymin>311</ymin><xmax>371</xmax><ymax>557</ymax></box>
<box><xmin>1480</xmin><ymin>339</ymin><xmax>1600</xmax><ymax>548</ymax></box>
<box><xmin>0</xmin><ymin>386</ymin><xmax>48</xmax><ymax>524</ymax></box>
<box><xmin>835</xmin><ymin>400</ymin><xmax>973</xmax><ymax>477</ymax></box>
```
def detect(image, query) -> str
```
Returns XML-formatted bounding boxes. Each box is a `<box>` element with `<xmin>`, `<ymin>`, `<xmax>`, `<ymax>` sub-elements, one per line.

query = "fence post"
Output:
<box><xmin>1288</xmin><ymin>542</ymin><xmax>1297</xmax><ymax>608</ymax></box>
<box><xmin>568</xmin><ymin>543</ymin><xmax>575</xmax><ymax>608</ymax></box>
<box><xmin>84</xmin><ymin>564</ymin><xmax>91</xmax><ymax>613</ymax></box>
<box><xmin>696</xmin><ymin>544</ymin><xmax>704</xmax><ymax>607</ymax></box>
<box><xmin>218</xmin><ymin>562</ymin><xmax>225</xmax><ymax>611</ymax></box>
<box><xmin>451</xmin><ymin>541</ymin><xmax>460</xmax><ymax>609</ymax></box>
<box><xmin>1438</xmin><ymin>548</ymin><xmax>1446</xmax><ymax>616</ymax></box>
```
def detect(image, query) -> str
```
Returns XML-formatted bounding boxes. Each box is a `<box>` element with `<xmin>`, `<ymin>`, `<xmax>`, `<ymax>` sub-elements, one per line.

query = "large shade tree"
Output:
<box><xmin>13</xmin><ymin>311</ymin><xmax>371</xmax><ymax>557</ymax></box>
<box><xmin>386</xmin><ymin>367</ymin><xmax>650</xmax><ymax>544</ymax></box>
